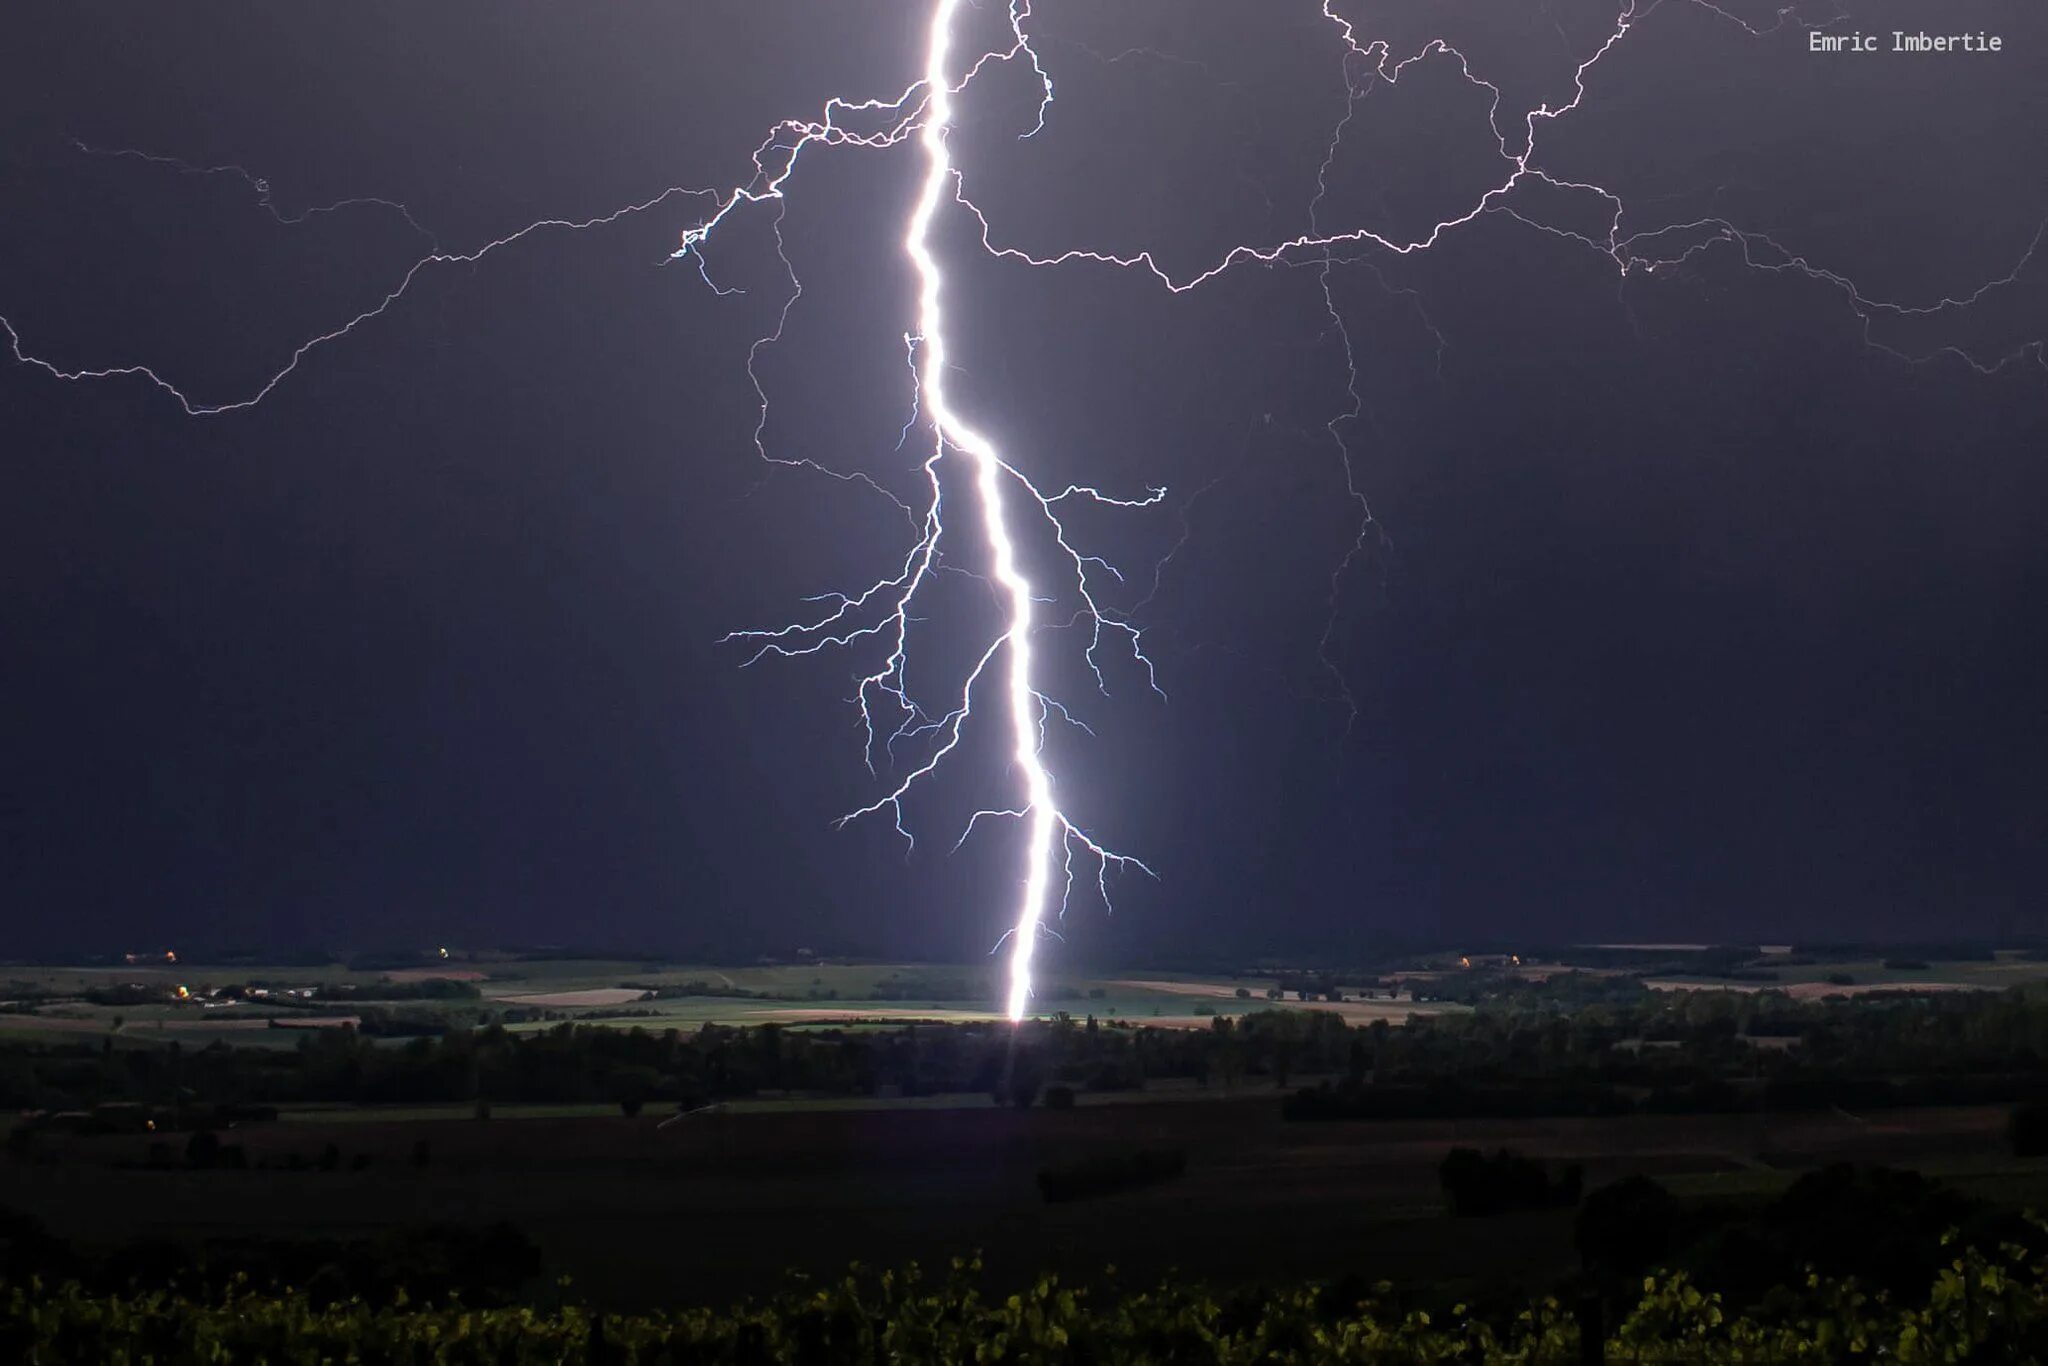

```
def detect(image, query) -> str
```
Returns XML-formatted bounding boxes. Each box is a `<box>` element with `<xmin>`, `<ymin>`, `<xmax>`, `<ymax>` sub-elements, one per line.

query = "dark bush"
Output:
<box><xmin>302</xmin><ymin>1262</ymin><xmax>352</xmax><ymax>1309</ymax></box>
<box><xmin>1684</xmin><ymin>1164</ymin><xmax>1990</xmax><ymax>1308</ymax></box>
<box><xmin>1438</xmin><ymin>1147</ymin><xmax>1582</xmax><ymax>1217</ymax></box>
<box><xmin>1576</xmin><ymin>1175</ymin><xmax>1678</xmax><ymax>1275</ymax></box>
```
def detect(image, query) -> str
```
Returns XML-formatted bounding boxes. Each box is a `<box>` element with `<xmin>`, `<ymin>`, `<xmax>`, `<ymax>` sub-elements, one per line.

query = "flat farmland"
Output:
<box><xmin>0</xmin><ymin>959</ymin><xmax>1467</xmax><ymax>1043</ymax></box>
<box><xmin>14</xmin><ymin>952</ymin><xmax>2039</xmax><ymax>1044</ymax></box>
<box><xmin>3</xmin><ymin>1096</ymin><xmax>2035</xmax><ymax>1310</ymax></box>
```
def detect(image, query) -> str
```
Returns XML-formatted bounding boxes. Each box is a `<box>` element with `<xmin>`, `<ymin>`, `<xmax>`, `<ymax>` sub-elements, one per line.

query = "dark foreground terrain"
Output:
<box><xmin>4</xmin><ymin>1094</ymin><xmax>2035</xmax><ymax>1308</ymax></box>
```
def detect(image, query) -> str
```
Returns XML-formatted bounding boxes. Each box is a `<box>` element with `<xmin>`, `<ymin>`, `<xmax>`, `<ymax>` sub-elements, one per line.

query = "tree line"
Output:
<box><xmin>7</xmin><ymin>977</ymin><xmax>2048</xmax><ymax>1118</ymax></box>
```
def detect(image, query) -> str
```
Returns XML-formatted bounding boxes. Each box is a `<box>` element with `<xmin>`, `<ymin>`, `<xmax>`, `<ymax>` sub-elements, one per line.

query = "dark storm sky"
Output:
<box><xmin>2</xmin><ymin>1</ymin><xmax>2044</xmax><ymax>962</ymax></box>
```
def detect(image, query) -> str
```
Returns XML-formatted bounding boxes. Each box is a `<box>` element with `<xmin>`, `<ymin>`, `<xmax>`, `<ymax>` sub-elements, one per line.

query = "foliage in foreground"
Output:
<box><xmin>8</xmin><ymin>1234</ymin><xmax>2048</xmax><ymax>1365</ymax></box>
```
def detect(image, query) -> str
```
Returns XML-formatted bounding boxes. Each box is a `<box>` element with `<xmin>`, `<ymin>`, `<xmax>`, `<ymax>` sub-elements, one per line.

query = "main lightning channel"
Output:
<box><xmin>909</xmin><ymin>0</ymin><xmax>1055</xmax><ymax>1023</ymax></box>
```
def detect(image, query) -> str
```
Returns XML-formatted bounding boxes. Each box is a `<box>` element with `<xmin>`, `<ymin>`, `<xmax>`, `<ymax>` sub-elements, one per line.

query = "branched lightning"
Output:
<box><xmin>69</xmin><ymin>139</ymin><xmax>442</xmax><ymax>245</ymax></box>
<box><xmin>714</xmin><ymin>0</ymin><xmax>1159</xmax><ymax>1022</ymax></box>
<box><xmin>5</xmin><ymin>0</ymin><xmax>2044</xmax><ymax>1018</ymax></box>
<box><xmin>1</xmin><ymin>184</ymin><xmax>712</xmax><ymax>416</ymax></box>
<box><xmin>943</xmin><ymin>0</ymin><xmax>2046</xmax><ymax>387</ymax></box>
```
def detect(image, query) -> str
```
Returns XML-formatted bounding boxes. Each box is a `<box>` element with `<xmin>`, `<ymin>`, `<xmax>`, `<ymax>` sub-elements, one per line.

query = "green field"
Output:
<box><xmin>8</xmin><ymin>948</ymin><xmax>2045</xmax><ymax>1049</ymax></box>
<box><xmin>0</xmin><ymin>957</ymin><xmax>1461</xmax><ymax>1046</ymax></box>
<box><xmin>1646</xmin><ymin>949</ymin><xmax>2048</xmax><ymax>994</ymax></box>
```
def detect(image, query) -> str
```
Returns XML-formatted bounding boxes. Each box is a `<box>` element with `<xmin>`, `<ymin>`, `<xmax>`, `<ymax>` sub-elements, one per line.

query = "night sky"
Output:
<box><xmin>3</xmin><ymin>1</ymin><xmax>2044</xmax><ymax>963</ymax></box>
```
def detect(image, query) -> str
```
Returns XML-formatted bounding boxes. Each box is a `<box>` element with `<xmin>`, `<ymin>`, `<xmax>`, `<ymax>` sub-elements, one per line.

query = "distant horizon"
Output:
<box><xmin>14</xmin><ymin>936</ymin><xmax>2045</xmax><ymax>972</ymax></box>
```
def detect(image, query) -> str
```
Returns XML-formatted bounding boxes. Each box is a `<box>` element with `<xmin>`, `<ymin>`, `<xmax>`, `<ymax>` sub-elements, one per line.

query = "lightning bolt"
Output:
<box><xmin>5</xmin><ymin>0</ymin><xmax>2044</xmax><ymax>1019</ymax></box>
<box><xmin>913</xmin><ymin>1</ymin><xmax>1103</xmax><ymax>1020</ymax></box>
<box><xmin>65</xmin><ymin>138</ymin><xmax>440</xmax><ymax>246</ymax></box>
<box><xmin>711</xmin><ymin>0</ymin><xmax>1161</xmax><ymax>1023</ymax></box>
<box><xmin>921</xmin><ymin>5</ymin><xmax>1064</xmax><ymax>1015</ymax></box>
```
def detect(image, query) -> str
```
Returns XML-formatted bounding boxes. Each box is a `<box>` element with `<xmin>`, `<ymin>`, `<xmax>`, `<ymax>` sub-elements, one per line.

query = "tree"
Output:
<box><xmin>613</xmin><ymin>1063</ymin><xmax>659</xmax><ymax>1118</ymax></box>
<box><xmin>1439</xmin><ymin>1147</ymin><xmax>1579</xmax><ymax>1217</ymax></box>
<box><xmin>1576</xmin><ymin>1176</ymin><xmax>1677</xmax><ymax>1276</ymax></box>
